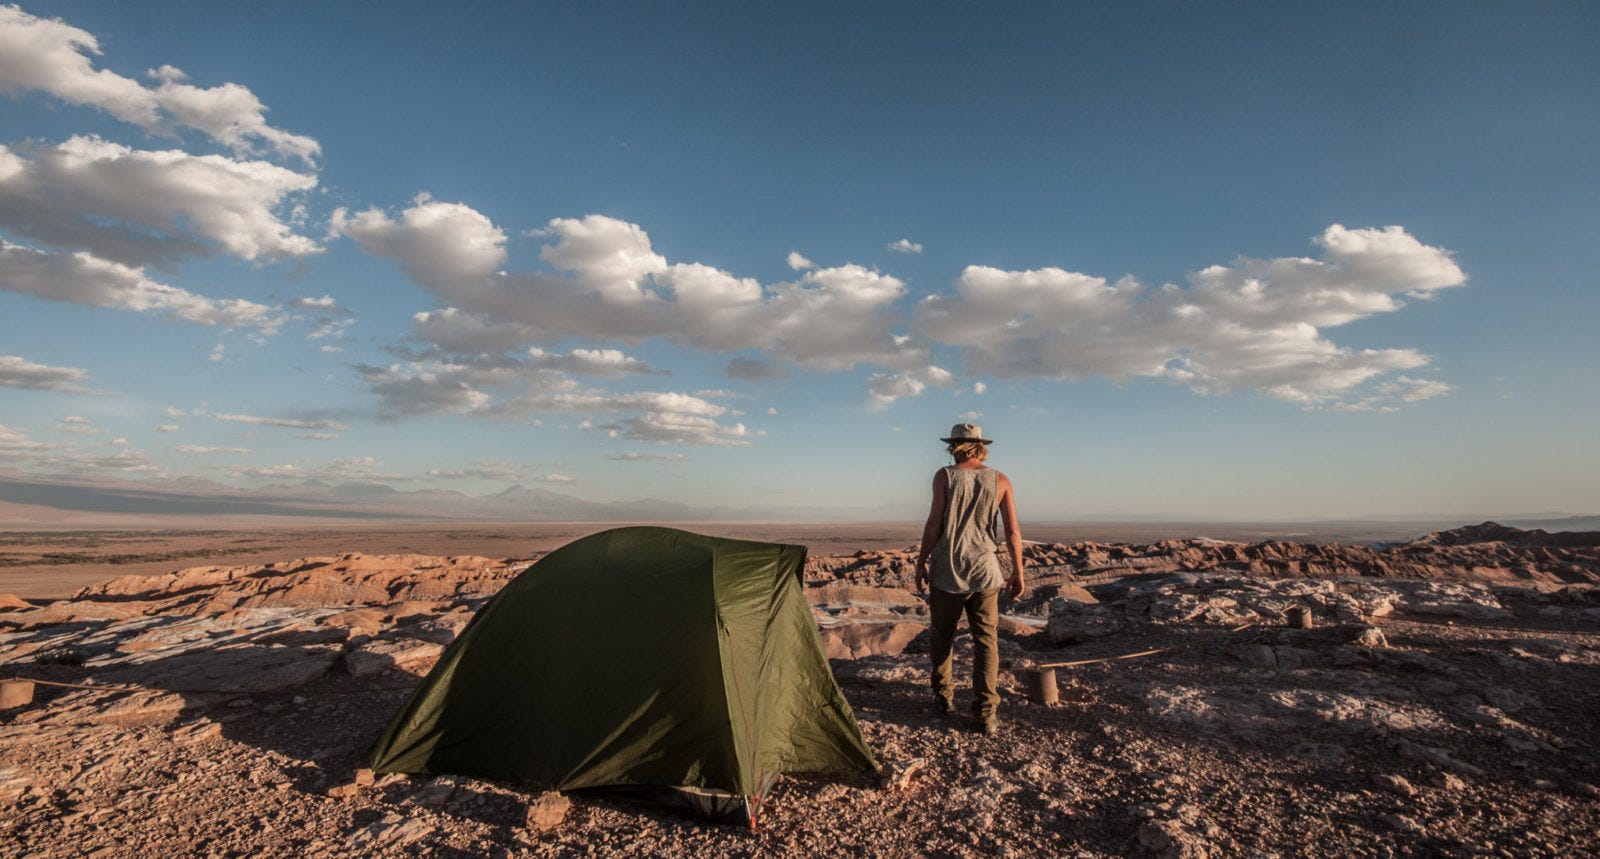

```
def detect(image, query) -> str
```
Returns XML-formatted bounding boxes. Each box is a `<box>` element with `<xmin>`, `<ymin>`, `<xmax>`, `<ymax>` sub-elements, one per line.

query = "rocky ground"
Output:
<box><xmin>2</xmin><ymin>523</ymin><xmax>1598</xmax><ymax>857</ymax></box>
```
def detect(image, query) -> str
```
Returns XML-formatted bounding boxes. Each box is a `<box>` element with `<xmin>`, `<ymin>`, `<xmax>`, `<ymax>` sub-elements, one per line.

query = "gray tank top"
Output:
<box><xmin>930</xmin><ymin>465</ymin><xmax>1005</xmax><ymax>594</ymax></box>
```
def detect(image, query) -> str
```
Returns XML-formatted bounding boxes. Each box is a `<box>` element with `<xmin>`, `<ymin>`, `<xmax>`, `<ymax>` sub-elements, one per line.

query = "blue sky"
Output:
<box><xmin>0</xmin><ymin>1</ymin><xmax>1596</xmax><ymax>520</ymax></box>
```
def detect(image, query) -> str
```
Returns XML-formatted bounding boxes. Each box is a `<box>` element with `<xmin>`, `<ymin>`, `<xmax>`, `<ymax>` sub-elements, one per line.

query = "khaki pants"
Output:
<box><xmin>928</xmin><ymin>587</ymin><xmax>1000</xmax><ymax>718</ymax></box>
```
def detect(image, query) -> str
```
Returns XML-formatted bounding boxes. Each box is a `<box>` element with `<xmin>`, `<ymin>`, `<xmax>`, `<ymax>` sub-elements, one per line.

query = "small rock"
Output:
<box><xmin>1374</xmin><ymin>774</ymin><xmax>1416</xmax><ymax>797</ymax></box>
<box><xmin>326</xmin><ymin>782</ymin><xmax>361</xmax><ymax>799</ymax></box>
<box><xmin>1504</xmin><ymin>736</ymin><xmax>1539</xmax><ymax>753</ymax></box>
<box><xmin>1380</xmin><ymin>813</ymin><xmax>1424</xmax><ymax>834</ymax></box>
<box><xmin>1136</xmin><ymin>818</ymin><xmax>1213</xmax><ymax>858</ymax></box>
<box><xmin>1291</xmin><ymin>742</ymin><xmax>1350</xmax><ymax>765</ymax></box>
<box><xmin>410</xmin><ymin>777</ymin><xmax>455</xmax><ymax>807</ymax></box>
<box><xmin>879</xmin><ymin>758</ymin><xmax>927</xmax><ymax>792</ymax></box>
<box><xmin>347</xmin><ymin>814</ymin><xmax>433</xmax><ymax>849</ymax></box>
<box><xmin>0</xmin><ymin>767</ymin><xmax>31</xmax><ymax>805</ymax></box>
<box><xmin>171</xmin><ymin>720</ymin><xmax>222</xmax><ymax>745</ymax></box>
<box><xmin>1395</xmin><ymin>740</ymin><xmax>1484</xmax><ymax>776</ymax></box>
<box><xmin>1350</xmin><ymin>627</ymin><xmax>1387</xmax><ymax>648</ymax></box>
<box><xmin>1228</xmin><ymin>644</ymin><xmax>1277</xmax><ymax>669</ymax></box>
<box><xmin>353</xmin><ymin>768</ymin><xmax>375</xmax><ymax>786</ymax></box>
<box><xmin>815</xmin><ymin>783</ymin><xmax>849</xmax><ymax>802</ymax></box>
<box><xmin>1430</xmin><ymin>772</ymin><xmax>1467</xmax><ymax>791</ymax></box>
<box><xmin>525</xmin><ymin>791</ymin><xmax>571</xmax><ymax>831</ymax></box>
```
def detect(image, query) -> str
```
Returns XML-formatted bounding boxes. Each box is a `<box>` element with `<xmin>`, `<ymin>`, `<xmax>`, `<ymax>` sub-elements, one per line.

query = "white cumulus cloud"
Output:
<box><xmin>595</xmin><ymin>412</ymin><xmax>753</xmax><ymax>447</ymax></box>
<box><xmin>409</xmin><ymin>308</ymin><xmax>546</xmax><ymax>355</ymax></box>
<box><xmin>865</xmin><ymin>365</ymin><xmax>957</xmax><ymax>406</ymax></box>
<box><xmin>290</xmin><ymin>295</ymin><xmax>349</xmax><ymax>314</ymax></box>
<box><xmin>348</xmin><ymin>203</ymin><xmax>920</xmax><ymax>371</ymax></box>
<box><xmin>0</xmin><ymin>7</ymin><xmax>318</xmax><ymax>163</ymax></box>
<box><xmin>524</xmin><ymin>347</ymin><xmax>664</xmax><ymax>376</ymax></box>
<box><xmin>356</xmin><ymin>361</ymin><xmax>507</xmax><ymax>416</ymax></box>
<box><xmin>0</xmin><ymin>354</ymin><xmax>93</xmax><ymax>393</ymax></box>
<box><xmin>0</xmin><ymin>240</ymin><xmax>284</xmax><ymax>331</ymax></box>
<box><xmin>0</xmin><ymin>137</ymin><xmax>319</xmax><ymax>267</ymax></box>
<box><xmin>333</xmin><ymin>195</ymin><xmax>508</xmax><ymax>291</ymax></box>
<box><xmin>887</xmin><ymin>238</ymin><xmax>923</xmax><ymax>254</ymax></box>
<box><xmin>0</xmin><ymin>422</ymin><xmax>158</xmax><ymax>474</ymax></box>
<box><xmin>915</xmin><ymin>225</ymin><xmax>1465</xmax><ymax>408</ymax></box>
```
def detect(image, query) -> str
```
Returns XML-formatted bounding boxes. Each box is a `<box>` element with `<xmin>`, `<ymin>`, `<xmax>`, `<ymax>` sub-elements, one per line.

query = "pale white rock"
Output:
<box><xmin>343</xmin><ymin>637</ymin><xmax>444</xmax><ymax>677</ymax></box>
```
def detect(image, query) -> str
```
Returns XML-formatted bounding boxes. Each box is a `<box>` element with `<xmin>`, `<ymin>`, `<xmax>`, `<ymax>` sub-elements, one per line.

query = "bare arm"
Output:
<box><xmin>997</xmin><ymin>473</ymin><xmax>1027</xmax><ymax>600</ymax></box>
<box><xmin>913</xmin><ymin>470</ymin><xmax>947</xmax><ymax>593</ymax></box>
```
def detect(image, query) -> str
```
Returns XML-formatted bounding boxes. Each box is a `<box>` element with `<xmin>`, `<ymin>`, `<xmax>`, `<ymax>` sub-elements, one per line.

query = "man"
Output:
<box><xmin>914</xmin><ymin>422</ymin><xmax>1027</xmax><ymax>735</ymax></box>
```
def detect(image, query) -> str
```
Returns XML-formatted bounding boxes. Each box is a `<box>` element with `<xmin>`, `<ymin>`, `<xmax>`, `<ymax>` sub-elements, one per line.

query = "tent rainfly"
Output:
<box><xmin>368</xmin><ymin>526</ymin><xmax>878</xmax><ymax>827</ymax></box>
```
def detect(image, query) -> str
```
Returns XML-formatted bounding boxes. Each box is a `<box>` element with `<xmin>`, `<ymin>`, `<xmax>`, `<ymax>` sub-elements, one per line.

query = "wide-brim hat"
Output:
<box><xmin>940</xmin><ymin>422</ymin><xmax>993</xmax><ymax>445</ymax></box>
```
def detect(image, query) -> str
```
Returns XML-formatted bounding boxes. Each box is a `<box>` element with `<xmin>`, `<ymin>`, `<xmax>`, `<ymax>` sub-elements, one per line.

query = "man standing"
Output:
<box><xmin>914</xmin><ymin>423</ymin><xmax>1027</xmax><ymax>735</ymax></box>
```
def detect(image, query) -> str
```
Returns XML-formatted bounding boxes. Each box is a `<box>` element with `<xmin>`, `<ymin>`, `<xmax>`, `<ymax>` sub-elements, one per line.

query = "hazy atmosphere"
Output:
<box><xmin>2</xmin><ymin>2</ymin><xmax>1597</xmax><ymax>522</ymax></box>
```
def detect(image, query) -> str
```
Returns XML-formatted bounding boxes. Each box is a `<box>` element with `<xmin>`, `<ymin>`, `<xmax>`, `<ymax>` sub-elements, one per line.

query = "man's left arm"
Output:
<box><xmin>998</xmin><ymin>474</ymin><xmax>1026</xmax><ymax>600</ymax></box>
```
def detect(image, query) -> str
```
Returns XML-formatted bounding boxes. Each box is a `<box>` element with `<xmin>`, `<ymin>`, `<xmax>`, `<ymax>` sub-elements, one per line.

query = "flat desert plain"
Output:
<box><xmin>0</xmin><ymin>519</ymin><xmax>1449</xmax><ymax>600</ymax></box>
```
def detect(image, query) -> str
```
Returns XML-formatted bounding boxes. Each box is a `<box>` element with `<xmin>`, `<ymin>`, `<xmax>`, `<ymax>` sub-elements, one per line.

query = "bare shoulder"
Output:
<box><xmin>993</xmin><ymin>469</ymin><xmax>1012</xmax><ymax>488</ymax></box>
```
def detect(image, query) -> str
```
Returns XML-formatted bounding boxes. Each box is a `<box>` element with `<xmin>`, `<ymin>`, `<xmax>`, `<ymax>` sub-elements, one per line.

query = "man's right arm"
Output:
<box><xmin>914</xmin><ymin>471</ymin><xmax>946</xmax><ymax>592</ymax></box>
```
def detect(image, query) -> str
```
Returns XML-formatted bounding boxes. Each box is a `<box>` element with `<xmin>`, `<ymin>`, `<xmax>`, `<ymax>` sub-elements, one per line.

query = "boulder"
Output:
<box><xmin>1046</xmin><ymin>598</ymin><xmax>1121</xmax><ymax>645</ymax></box>
<box><xmin>817</xmin><ymin>620</ymin><xmax>926</xmax><ymax>660</ymax></box>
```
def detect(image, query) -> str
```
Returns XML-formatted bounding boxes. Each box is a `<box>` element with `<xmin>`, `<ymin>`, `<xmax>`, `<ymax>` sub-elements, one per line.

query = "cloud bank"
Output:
<box><xmin>915</xmin><ymin>225</ymin><xmax>1464</xmax><ymax>408</ymax></box>
<box><xmin>339</xmin><ymin>193</ymin><xmax>1461</xmax><ymax>414</ymax></box>
<box><xmin>339</xmin><ymin>203</ymin><xmax>922</xmax><ymax>372</ymax></box>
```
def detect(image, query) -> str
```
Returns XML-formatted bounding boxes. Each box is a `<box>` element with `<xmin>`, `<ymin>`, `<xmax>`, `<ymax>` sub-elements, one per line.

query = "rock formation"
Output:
<box><xmin>1</xmin><ymin>524</ymin><xmax>1597</xmax><ymax>855</ymax></box>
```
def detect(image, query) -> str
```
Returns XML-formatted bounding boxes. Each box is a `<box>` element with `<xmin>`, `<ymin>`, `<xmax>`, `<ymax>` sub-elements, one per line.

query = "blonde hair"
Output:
<box><xmin>947</xmin><ymin>441</ymin><xmax>988</xmax><ymax>463</ymax></box>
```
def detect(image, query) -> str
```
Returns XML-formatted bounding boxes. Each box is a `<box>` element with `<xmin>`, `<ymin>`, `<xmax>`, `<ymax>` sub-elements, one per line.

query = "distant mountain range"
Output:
<box><xmin>0</xmin><ymin>470</ymin><xmax>916</xmax><ymax>526</ymax></box>
<box><xmin>0</xmin><ymin>470</ymin><xmax>1593</xmax><ymax>531</ymax></box>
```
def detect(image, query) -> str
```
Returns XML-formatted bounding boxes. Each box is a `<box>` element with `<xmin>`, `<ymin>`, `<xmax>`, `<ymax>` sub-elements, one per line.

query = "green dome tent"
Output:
<box><xmin>369</xmin><ymin>526</ymin><xmax>877</xmax><ymax>827</ymax></box>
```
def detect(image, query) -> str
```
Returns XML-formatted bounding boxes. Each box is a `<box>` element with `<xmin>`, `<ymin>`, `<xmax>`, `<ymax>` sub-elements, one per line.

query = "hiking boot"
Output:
<box><xmin>978</xmin><ymin>714</ymin><xmax>999</xmax><ymax>736</ymax></box>
<box><xmin>933</xmin><ymin>694</ymin><xmax>954</xmax><ymax>715</ymax></box>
